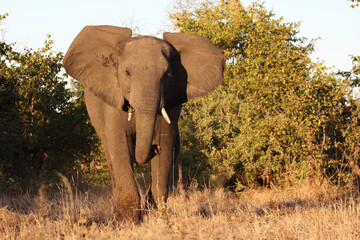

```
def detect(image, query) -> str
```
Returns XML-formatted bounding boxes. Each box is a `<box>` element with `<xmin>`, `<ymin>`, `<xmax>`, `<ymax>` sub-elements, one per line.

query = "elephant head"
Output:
<box><xmin>63</xmin><ymin>25</ymin><xmax>225</xmax><ymax>164</ymax></box>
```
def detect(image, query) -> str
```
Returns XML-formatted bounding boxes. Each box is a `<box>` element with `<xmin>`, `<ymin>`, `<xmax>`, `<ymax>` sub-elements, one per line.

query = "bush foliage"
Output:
<box><xmin>1</xmin><ymin>1</ymin><xmax>360</xmax><ymax>192</ymax></box>
<box><xmin>171</xmin><ymin>0</ymin><xmax>360</xmax><ymax>189</ymax></box>
<box><xmin>0</xmin><ymin>14</ymin><xmax>107</xmax><ymax>192</ymax></box>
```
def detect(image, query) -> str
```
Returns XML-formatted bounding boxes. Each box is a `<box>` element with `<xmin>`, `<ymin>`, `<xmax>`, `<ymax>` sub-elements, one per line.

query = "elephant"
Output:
<box><xmin>63</xmin><ymin>25</ymin><xmax>225</xmax><ymax>222</ymax></box>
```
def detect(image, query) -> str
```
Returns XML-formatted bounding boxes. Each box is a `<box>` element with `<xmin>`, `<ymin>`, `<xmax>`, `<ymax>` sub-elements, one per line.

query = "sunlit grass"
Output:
<box><xmin>1</xmin><ymin>182</ymin><xmax>359</xmax><ymax>239</ymax></box>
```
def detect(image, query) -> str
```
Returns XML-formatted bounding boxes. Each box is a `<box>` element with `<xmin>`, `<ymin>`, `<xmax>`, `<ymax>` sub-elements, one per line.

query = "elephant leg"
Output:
<box><xmin>101</xmin><ymin>143</ymin><xmax>138</xmax><ymax>221</ymax></box>
<box><xmin>150</xmin><ymin>106</ymin><xmax>181</xmax><ymax>205</ymax></box>
<box><xmin>107</xmin><ymin>132</ymin><xmax>140</xmax><ymax>223</ymax></box>
<box><xmin>151</xmin><ymin>125</ymin><xmax>176</xmax><ymax>205</ymax></box>
<box><xmin>84</xmin><ymin>89</ymin><xmax>140</xmax><ymax>222</ymax></box>
<box><xmin>174</xmin><ymin>131</ymin><xmax>180</xmax><ymax>161</ymax></box>
<box><xmin>151</xmin><ymin>149</ymin><xmax>173</xmax><ymax>205</ymax></box>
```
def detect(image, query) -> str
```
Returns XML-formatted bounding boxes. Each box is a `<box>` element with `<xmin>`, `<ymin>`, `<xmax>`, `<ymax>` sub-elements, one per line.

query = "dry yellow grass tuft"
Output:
<box><xmin>0</xmin><ymin>183</ymin><xmax>359</xmax><ymax>239</ymax></box>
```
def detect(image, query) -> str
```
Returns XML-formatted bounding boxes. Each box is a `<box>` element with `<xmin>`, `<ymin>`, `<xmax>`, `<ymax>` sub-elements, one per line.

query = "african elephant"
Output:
<box><xmin>63</xmin><ymin>25</ymin><xmax>224</xmax><ymax>222</ymax></box>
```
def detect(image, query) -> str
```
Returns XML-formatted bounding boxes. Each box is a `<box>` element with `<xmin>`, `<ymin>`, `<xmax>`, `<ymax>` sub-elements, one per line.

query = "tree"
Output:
<box><xmin>348</xmin><ymin>0</ymin><xmax>360</xmax><ymax>8</ymax></box>
<box><xmin>170</xmin><ymin>1</ymin><xmax>354</xmax><ymax>189</ymax></box>
<box><xmin>0</xmin><ymin>14</ymin><xmax>103</xmax><ymax>192</ymax></box>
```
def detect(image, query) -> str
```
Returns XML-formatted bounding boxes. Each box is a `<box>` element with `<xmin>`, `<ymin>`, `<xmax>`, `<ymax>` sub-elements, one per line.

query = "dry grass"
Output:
<box><xmin>1</xmin><ymin>182</ymin><xmax>360</xmax><ymax>240</ymax></box>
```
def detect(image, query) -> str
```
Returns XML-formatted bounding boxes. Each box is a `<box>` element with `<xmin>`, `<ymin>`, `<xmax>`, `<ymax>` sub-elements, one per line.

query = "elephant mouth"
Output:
<box><xmin>122</xmin><ymin>98</ymin><xmax>132</xmax><ymax>112</ymax></box>
<box><xmin>123</xmin><ymin>99</ymin><xmax>171</xmax><ymax>124</ymax></box>
<box><xmin>122</xmin><ymin>99</ymin><xmax>135</xmax><ymax>121</ymax></box>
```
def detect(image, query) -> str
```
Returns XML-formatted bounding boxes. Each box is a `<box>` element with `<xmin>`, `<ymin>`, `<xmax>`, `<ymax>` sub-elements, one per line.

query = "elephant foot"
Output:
<box><xmin>114</xmin><ymin>191</ymin><xmax>141</xmax><ymax>223</ymax></box>
<box><xmin>115</xmin><ymin>207</ymin><xmax>141</xmax><ymax>224</ymax></box>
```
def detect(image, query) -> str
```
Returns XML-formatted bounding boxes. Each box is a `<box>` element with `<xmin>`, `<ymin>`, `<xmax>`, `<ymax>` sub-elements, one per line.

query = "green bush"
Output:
<box><xmin>0</xmin><ymin>14</ymin><xmax>105</xmax><ymax>192</ymax></box>
<box><xmin>171</xmin><ymin>1</ymin><xmax>358</xmax><ymax>189</ymax></box>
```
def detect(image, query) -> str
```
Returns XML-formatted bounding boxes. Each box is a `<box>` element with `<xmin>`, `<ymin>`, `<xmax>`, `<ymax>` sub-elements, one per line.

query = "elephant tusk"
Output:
<box><xmin>161</xmin><ymin>108</ymin><xmax>171</xmax><ymax>124</ymax></box>
<box><xmin>128</xmin><ymin>106</ymin><xmax>134</xmax><ymax>121</ymax></box>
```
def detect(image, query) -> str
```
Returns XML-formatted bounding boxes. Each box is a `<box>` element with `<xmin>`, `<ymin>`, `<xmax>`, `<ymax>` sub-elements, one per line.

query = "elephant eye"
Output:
<box><xmin>125</xmin><ymin>69</ymin><xmax>131</xmax><ymax>77</ymax></box>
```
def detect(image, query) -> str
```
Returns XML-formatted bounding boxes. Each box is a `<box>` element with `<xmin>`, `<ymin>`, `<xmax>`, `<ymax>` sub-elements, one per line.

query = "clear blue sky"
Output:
<box><xmin>1</xmin><ymin>0</ymin><xmax>359</xmax><ymax>71</ymax></box>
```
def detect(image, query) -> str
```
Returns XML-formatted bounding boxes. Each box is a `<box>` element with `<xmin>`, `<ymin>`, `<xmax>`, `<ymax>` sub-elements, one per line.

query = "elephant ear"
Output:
<box><xmin>163</xmin><ymin>32</ymin><xmax>225</xmax><ymax>106</ymax></box>
<box><xmin>63</xmin><ymin>25</ymin><xmax>132</xmax><ymax>109</ymax></box>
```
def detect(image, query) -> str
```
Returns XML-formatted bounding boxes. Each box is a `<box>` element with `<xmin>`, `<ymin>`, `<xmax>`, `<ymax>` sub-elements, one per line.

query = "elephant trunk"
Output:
<box><xmin>131</xmin><ymin>78</ymin><xmax>161</xmax><ymax>165</ymax></box>
<box><xmin>135</xmin><ymin>110</ymin><xmax>157</xmax><ymax>165</ymax></box>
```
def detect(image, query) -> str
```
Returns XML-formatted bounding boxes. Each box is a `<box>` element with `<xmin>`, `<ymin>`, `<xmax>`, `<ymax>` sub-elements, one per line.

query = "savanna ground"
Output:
<box><xmin>1</xmin><ymin>180</ymin><xmax>360</xmax><ymax>240</ymax></box>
